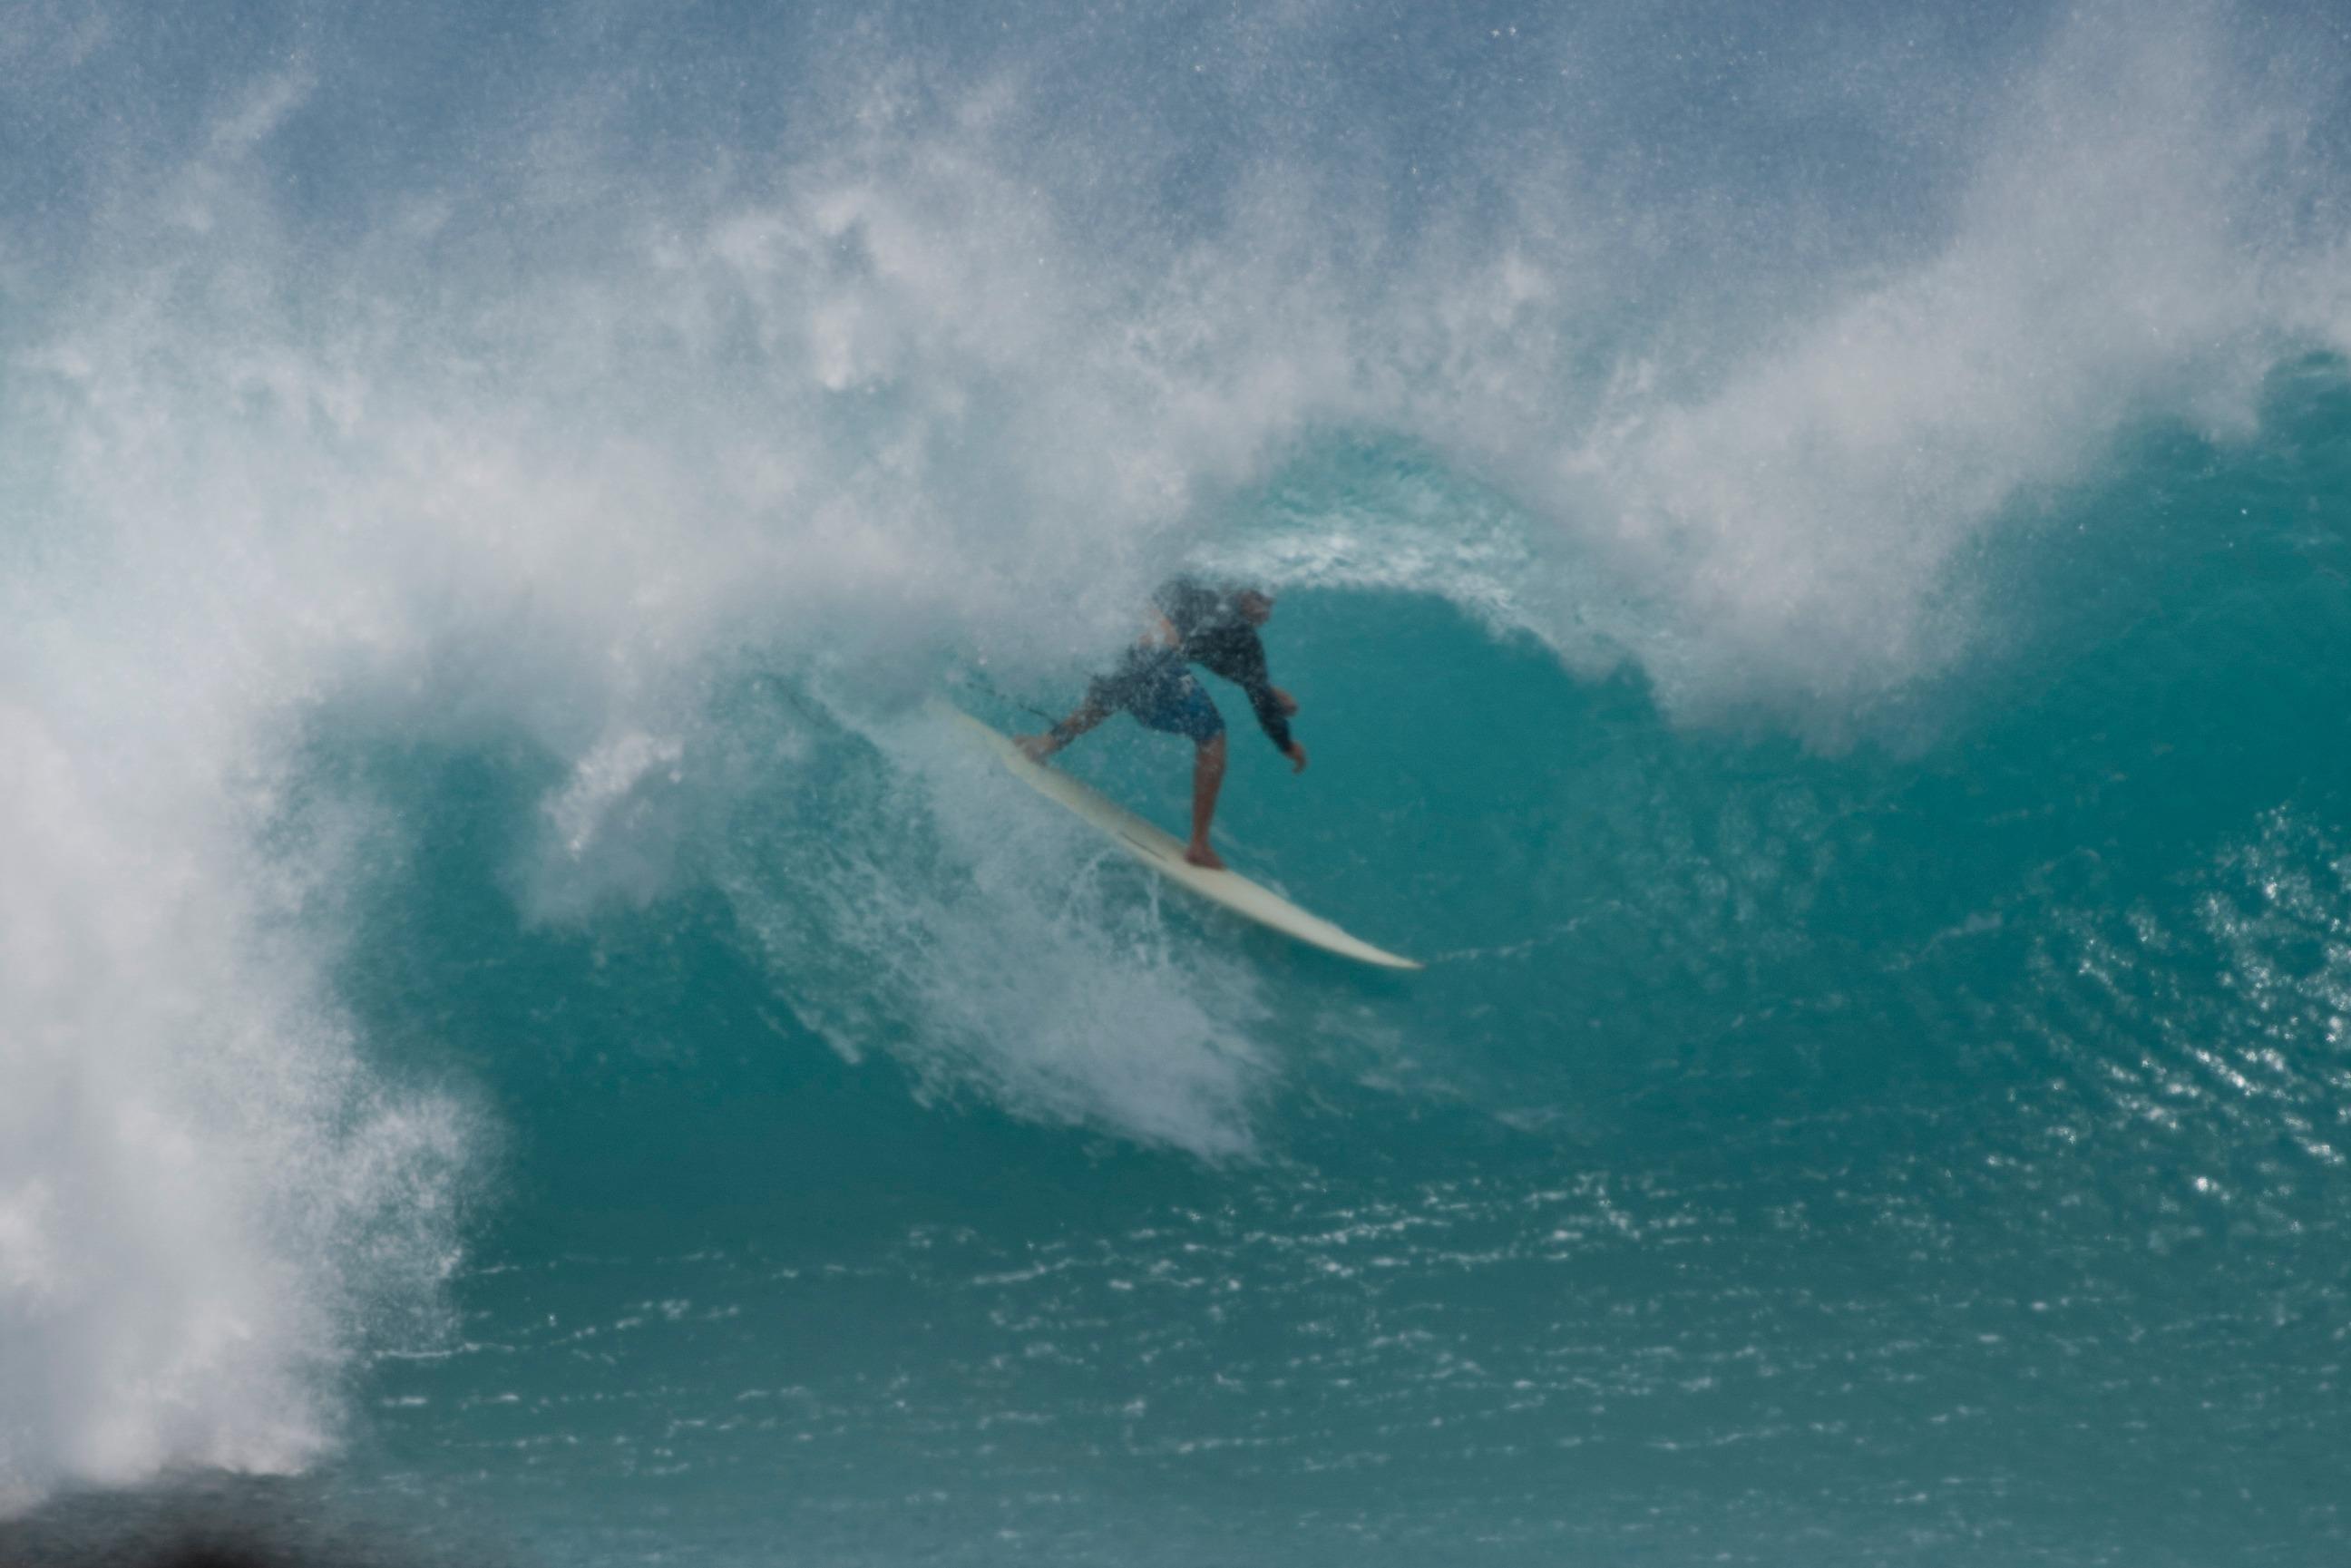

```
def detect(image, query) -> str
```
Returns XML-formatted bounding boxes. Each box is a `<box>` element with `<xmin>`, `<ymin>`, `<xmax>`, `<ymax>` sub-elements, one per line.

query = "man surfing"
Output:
<box><xmin>1019</xmin><ymin>578</ymin><xmax>1307</xmax><ymax>870</ymax></box>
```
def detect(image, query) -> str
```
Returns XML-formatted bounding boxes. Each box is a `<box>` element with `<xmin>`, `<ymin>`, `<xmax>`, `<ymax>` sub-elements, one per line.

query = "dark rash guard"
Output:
<box><xmin>1150</xmin><ymin>579</ymin><xmax>1294</xmax><ymax>752</ymax></box>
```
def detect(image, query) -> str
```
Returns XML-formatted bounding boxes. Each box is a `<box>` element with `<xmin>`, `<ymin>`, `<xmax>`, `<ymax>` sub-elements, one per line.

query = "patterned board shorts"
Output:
<box><xmin>1112</xmin><ymin>658</ymin><xmax>1225</xmax><ymax>745</ymax></box>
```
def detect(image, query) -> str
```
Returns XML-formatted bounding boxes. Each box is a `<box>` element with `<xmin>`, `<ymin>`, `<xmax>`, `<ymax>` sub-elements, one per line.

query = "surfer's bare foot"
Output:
<box><xmin>1185</xmin><ymin>841</ymin><xmax>1226</xmax><ymax>871</ymax></box>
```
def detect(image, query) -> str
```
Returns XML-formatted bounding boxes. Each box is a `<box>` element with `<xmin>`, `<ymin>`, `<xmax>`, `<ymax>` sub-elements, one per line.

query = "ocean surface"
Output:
<box><xmin>7</xmin><ymin>2</ymin><xmax>2351</xmax><ymax>1563</ymax></box>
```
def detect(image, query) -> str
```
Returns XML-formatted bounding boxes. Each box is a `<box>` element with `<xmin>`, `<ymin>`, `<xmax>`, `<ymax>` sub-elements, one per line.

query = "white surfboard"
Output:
<box><xmin>941</xmin><ymin>705</ymin><xmax>1421</xmax><ymax>970</ymax></box>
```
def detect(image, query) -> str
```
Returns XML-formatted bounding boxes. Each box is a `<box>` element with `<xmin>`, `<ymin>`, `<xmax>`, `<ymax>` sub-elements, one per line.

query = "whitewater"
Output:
<box><xmin>5</xmin><ymin>0</ymin><xmax>2351</xmax><ymax>1562</ymax></box>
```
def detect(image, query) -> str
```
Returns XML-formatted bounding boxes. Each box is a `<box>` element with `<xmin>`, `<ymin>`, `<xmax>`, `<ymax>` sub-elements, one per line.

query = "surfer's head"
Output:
<box><xmin>1232</xmin><ymin>588</ymin><xmax>1275</xmax><ymax>626</ymax></box>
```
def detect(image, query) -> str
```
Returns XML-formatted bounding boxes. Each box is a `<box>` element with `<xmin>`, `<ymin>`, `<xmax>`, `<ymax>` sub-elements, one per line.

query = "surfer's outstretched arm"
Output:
<box><xmin>1194</xmin><ymin>629</ymin><xmax>1306</xmax><ymax>771</ymax></box>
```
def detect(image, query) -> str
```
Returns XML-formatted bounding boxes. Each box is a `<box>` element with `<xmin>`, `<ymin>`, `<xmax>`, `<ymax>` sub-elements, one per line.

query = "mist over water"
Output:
<box><xmin>7</xmin><ymin>0</ymin><xmax>2351</xmax><ymax>1561</ymax></box>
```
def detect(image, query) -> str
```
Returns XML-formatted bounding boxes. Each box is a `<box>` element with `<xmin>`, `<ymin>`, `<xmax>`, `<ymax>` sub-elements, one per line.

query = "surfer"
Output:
<box><xmin>1019</xmin><ymin>579</ymin><xmax>1308</xmax><ymax>871</ymax></box>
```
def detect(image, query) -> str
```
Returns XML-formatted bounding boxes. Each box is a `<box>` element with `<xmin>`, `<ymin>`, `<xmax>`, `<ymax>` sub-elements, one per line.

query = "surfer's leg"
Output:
<box><xmin>1149</xmin><ymin>672</ymin><xmax>1229</xmax><ymax>868</ymax></box>
<box><xmin>1112</xmin><ymin>664</ymin><xmax>1230</xmax><ymax>866</ymax></box>
<box><xmin>1026</xmin><ymin>647</ymin><xmax>1177</xmax><ymax>760</ymax></box>
<box><xmin>1019</xmin><ymin>681</ymin><xmax>1117</xmax><ymax>760</ymax></box>
<box><xmin>1185</xmin><ymin>732</ymin><xmax>1228</xmax><ymax>870</ymax></box>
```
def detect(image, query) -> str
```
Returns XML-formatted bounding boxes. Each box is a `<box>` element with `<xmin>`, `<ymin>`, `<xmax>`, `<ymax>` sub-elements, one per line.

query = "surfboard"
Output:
<box><xmin>940</xmin><ymin>704</ymin><xmax>1422</xmax><ymax>971</ymax></box>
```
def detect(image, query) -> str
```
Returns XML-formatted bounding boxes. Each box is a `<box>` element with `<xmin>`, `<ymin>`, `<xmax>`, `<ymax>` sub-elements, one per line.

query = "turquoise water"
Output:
<box><xmin>320</xmin><ymin>410</ymin><xmax>2351</xmax><ymax>1565</ymax></box>
<box><xmin>7</xmin><ymin>3</ymin><xmax>2351</xmax><ymax>1563</ymax></box>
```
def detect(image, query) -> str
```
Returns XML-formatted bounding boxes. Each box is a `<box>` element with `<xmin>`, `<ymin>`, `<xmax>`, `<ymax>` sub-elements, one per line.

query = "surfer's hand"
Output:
<box><xmin>1284</xmin><ymin>741</ymin><xmax>1309</xmax><ymax>774</ymax></box>
<box><xmin>1273</xmin><ymin>686</ymin><xmax>1299</xmax><ymax>717</ymax></box>
<box><xmin>1017</xmin><ymin>734</ymin><xmax>1057</xmax><ymax>762</ymax></box>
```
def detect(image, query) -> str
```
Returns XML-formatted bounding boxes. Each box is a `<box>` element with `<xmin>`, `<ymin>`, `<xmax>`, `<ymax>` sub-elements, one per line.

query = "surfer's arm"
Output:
<box><xmin>1201</xmin><ymin>631</ymin><xmax>1302</xmax><ymax>763</ymax></box>
<box><xmin>1265</xmin><ymin>686</ymin><xmax>1306</xmax><ymax>771</ymax></box>
<box><xmin>1251</xmin><ymin>687</ymin><xmax>1304</xmax><ymax>768</ymax></box>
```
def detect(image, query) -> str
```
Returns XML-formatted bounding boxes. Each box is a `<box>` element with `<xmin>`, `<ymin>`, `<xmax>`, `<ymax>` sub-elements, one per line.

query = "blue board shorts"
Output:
<box><xmin>1133</xmin><ymin>668</ymin><xmax>1225</xmax><ymax>744</ymax></box>
<box><xmin>1100</xmin><ymin>655</ymin><xmax>1225</xmax><ymax>745</ymax></box>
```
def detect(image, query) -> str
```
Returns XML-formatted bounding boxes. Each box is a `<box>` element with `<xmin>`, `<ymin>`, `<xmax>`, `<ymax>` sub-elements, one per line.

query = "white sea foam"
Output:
<box><xmin>0</xmin><ymin>690</ymin><xmax>468</xmax><ymax>1504</ymax></box>
<box><xmin>1553</xmin><ymin>8</ymin><xmax>2328</xmax><ymax>722</ymax></box>
<box><xmin>1195</xmin><ymin>5</ymin><xmax>2345</xmax><ymax>729</ymax></box>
